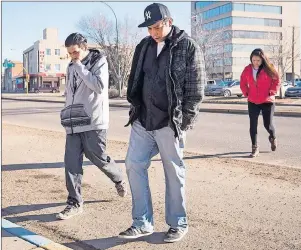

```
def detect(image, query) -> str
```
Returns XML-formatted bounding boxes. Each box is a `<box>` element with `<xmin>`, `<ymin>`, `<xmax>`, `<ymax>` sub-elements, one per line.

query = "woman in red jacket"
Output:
<box><xmin>240</xmin><ymin>48</ymin><xmax>280</xmax><ymax>157</ymax></box>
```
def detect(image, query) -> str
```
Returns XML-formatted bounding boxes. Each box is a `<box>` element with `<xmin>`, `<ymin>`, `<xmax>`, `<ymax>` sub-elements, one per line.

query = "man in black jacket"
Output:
<box><xmin>119</xmin><ymin>3</ymin><xmax>205</xmax><ymax>243</ymax></box>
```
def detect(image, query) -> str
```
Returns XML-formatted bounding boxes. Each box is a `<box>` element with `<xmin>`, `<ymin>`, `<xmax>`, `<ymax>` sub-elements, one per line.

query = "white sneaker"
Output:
<box><xmin>56</xmin><ymin>204</ymin><xmax>83</xmax><ymax>220</ymax></box>
<box><xmin>115</xmin><ymin>180</ymin><xmax>127</xmax><ymax>197</ymax></box>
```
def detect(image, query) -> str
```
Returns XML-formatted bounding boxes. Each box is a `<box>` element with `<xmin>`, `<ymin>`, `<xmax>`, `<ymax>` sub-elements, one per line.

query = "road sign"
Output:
<box><xmin>3</xmin><ymin>59</ymin><xmax>15</xmax><ymax>68</ymax></box>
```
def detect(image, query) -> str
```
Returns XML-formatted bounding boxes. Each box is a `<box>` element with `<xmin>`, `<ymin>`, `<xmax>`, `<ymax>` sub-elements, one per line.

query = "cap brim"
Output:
<box><xmin>138</xmin><ymin>19</ymin><xmax>158</xmax><ymax>28</ymax></box>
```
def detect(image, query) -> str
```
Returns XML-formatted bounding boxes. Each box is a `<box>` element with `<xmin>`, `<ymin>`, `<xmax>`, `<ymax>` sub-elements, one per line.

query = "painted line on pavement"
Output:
<box><xmin>2</xmin><ymin>218</ymin><xmax>71</xmax><ymax>250</ymax></box>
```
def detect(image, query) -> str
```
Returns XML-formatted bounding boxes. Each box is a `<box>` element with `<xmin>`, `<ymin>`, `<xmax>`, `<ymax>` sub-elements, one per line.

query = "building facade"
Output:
<box><xmin>2</xmin><ymin>61</ymin><xmax>23</xmax><ymax>92</ymax></box>
<box><xmin>23</xmin><ymin>28</ymin><xmax>69</xmax><ymax>92</ymax></box>
<box><xmin>191</xmin><ymin>1</ymin><xmax>301</xmax><ymax>81</ymax></box>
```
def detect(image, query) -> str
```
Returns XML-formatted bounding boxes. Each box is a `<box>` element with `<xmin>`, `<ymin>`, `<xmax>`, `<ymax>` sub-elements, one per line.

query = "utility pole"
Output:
<box><xmin>100</xmin><ymin>2</ymin><xmax>121</xmax><ymax>97</ymax></box>
<box><xmin>292</xmin><ymin>26</ymin><xmax>295</xmax><ymax>86</ymax></box>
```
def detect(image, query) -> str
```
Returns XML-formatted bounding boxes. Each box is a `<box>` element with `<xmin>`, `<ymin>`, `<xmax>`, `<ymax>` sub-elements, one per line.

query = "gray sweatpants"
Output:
<box><xmin>64</xmin><ymin>130</ymin><xmax>123</xmax><ymax>205</ymax></box>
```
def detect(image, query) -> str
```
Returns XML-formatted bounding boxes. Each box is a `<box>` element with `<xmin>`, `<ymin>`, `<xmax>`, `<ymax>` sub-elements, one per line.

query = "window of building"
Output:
<box><xmin>45</xmin><ymin>64</ymin><xmax>51</xmax><ymax>70</ymax></box>
<box><xmin>202</xmin><ymin>3</ymin><xmax>232</xmax><ymax>20</ymax></box>
<box><xmin>46</xmin><ymin>49</ymin><xmax>51</xmax><ymax>55</ymax></box>
<box><xmin>204</xmin><ymin>17</ymin><xmax>232</xmax><ymax>30</ymax></box>
<box><xmin>232</xmin><ymin>17</ymin><xmax>281</xmax><ymax>27</ymax></box>
<box><xmin>55</xmin><ymin>49</ymin><xmax>60</xmax><ymax>56</ymax></box>
<box><xmin>232</xmin><ymin>30</ymin><xmax>282</xmax><ymax>40</ymax></box>
<box><xmin>195</xmin><ymin>1</ymin><xmax>216</xmax><ymax>9</ymax></box>
<box><xmin>233</xmin><ymin>3</ymin><xmax>282</xmax><ymax>14</ymax></box>
<box><xmin>233</xmin><ymin>3</ymin><xmax>245</xmax><ymax>11</ymax></box>
<box><xmin>55</xmin><ymin>64</ymin><xmax>60</xmax><ymax>71</ymax></box>
<box><xmin>232</xmin><ymin>57</ymin><xmax>250</xmax><ymax>66</ymax></box>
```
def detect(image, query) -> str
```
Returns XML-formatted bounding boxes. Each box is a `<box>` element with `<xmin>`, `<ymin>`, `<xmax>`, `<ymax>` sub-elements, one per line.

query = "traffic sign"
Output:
<box><xmin>3</xmin><ymin>59</ymin><xmax>15</xmax><ymax>68</ymax></box>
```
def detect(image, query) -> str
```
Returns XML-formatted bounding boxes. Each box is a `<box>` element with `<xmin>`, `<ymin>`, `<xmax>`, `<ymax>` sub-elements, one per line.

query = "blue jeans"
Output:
<box><xmin>125</xmin><ymin>121</ymin><xmax>187</xmax><ymax>232</ymax></box>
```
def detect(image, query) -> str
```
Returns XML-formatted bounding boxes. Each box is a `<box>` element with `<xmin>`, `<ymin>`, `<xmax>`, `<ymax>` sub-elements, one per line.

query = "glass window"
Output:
<box><xmin>224</xmin><ymin>58</ymin><xmax>232</xmax><ymax>66</ymax></box>
<box><xmin>46</xmin><ymin>49</ymin><xmax>51</xmax><ymax>55</ymax></box>
<box><xmin>195</xmin><ymin>1</ymin><xmax>216</xmax><ymax>9</ymax></box>
<box><xmin>232</xmin><ymin>3</ymin><xmax>282</xmax><ymax>14</ymax></box>
<box><xmin>232</xmin><ymin>30</ymin><xmax>282</xmax><ymax>40</ymax></box>
<box><xmin>45</xmin><ymin>64</ymin><xmax>51</xmax><ymax>70</ymax></box>
<box><xmin>204</xmin><ymin>17</ymin><xmax>232</xmax><ymax>30</ymax></box>
<box><xmin>232</xmin><ymin>57</ymin><xmax>250</xmax><ymax>65</ymax></box>
<box><xmin>233</xmin><ymin>17</ymin><xmax>281</xmax><ymax>27</ymax></box>
<box><xmin>265</xmin><ymin>19</ymin><xmax>281</xmax><ymax>27</ymax></box>
<box><xmin>224</xmin><ymin>44</ymin><xmax>233</xmax><ymax>52</ymax></box>
<box><xmin>233</xmin><ymin>3</ymin><xmax>245</xmax><ymax>11</ymax></box>
<box><xmin>55</xmin><ymin>49</ymin><xmax>60</xmax><ymax>56</ymax></box>
<box><xmin>202</xmin><ymin>3</ymin><xmax>232</xmax><ymax>20</ymax></box>
<box><xmin>55</xmin><ymin>64</ymin><xmax>60</xmax><ymax>71</ymax></box>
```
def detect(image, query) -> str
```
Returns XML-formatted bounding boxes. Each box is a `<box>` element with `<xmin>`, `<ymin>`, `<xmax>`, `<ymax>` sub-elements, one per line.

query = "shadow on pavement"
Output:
<box><xmin>1</xmin><ymin>160</ymin><xmax>127</xmax><ymax>171</ymax></box>
<box><xmin>2</xmin><ymin>158</ymin><xmax>161</xmax><ymax>171</ymax></box>
<box><xmin>183</xmin><ymin>151</ymin><xmax>252</xmax><ymax>159</ymax></box>
<box><xmin>2</xmin><ymin>200</ymin><xmax>111</xmax><ymax>217</ymax></box>
<box><xmin>64</xmin><ymin>232</ymin><xmax>167</xmax><ymax>249</ymax></box>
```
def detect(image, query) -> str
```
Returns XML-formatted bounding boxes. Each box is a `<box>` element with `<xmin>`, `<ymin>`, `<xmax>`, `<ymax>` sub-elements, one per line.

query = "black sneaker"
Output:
<box><xmin>118</xmin><ymin>226</ymin><xmax>153</xmax><ymax>239</ymax></box>
<box><xmin>269</xmin><ymin>136</ymin><xmax>277</xmax><ymax>151</ymax></box>
<box><xmin>250</xmin><ymin>145</ymin><xmax>259</xmax><ymax>158</ymax></box>
<box><xmin>164</xmin><ymin>227</ymin><xmax>188</xmax><ymax>243</ymax></box>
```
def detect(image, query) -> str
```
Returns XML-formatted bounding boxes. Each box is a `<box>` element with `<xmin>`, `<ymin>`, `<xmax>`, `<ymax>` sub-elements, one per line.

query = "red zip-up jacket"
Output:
<box><xmin>240</xmin><ymin>64</ymin><xmax>280</xmax><ymax>104</ymax></box>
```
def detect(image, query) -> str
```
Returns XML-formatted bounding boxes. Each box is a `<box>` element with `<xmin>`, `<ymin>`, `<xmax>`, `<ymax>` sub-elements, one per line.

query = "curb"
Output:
<box><xmin>3</xmin><ymin>97</ymin><xmax>301</xmax><ymax>118</ymax></box>
<box><xmin>3</xmin><ymin>97</ymin><xmax>64</xmax><ymax>104</ymax></box>
<box><xmin>204</xmin><ymin>100</ymin><xmax>301</xmax><ymax>107</ymax></box>
<box><xmin>2</xmin><ymin>218</ymin><xmax>71</xmax><ymax>250</ymax></box>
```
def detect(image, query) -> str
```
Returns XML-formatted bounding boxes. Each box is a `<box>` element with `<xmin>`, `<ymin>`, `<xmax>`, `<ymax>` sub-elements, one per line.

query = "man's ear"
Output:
<box><xmin>81</xmin><ymin>43</ymin><xmax>88</xmax><ymax>51</ymax></box>
<box><xmin>168</xmin><ymin>18</ymin><xmax>173</xmax><ymax>27</ymax></box>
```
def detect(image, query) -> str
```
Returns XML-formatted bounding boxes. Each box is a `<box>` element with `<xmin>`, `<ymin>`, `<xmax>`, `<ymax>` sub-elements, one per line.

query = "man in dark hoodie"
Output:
<box><xmin>57</xmin><ymin>33</ymin><xmax>127</xmax><ymax>220</ymax></box>
<box><xmin>119</xmin><ymin>3</ymin><xmax>205</xmax><ymax>243</ymax></box>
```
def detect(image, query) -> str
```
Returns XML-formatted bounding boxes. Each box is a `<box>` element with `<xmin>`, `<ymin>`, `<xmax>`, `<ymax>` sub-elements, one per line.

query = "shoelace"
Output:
<box><xmin>168</xmin><ymin>228</ymin><xmax>179</xmax><ymax>234</ymax></box>
<box><xmin>116</xmin><ymin>182</ymin><xmax>125</xmax><ymax>192</ymax></box>
<box><xmin>127</xmin><ymin>226</ymin><xmax>140</xmax><ymax>234</ymax></box>
<box><xmin>62</xmin><ymin>205</ymin><xmax>73</xmax><ymax>213</ymax></box>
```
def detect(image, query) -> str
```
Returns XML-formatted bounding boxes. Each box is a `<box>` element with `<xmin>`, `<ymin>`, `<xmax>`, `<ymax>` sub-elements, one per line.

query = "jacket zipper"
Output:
<box><xmin>168</xmin><ymin>44</ymin><xmax>181</xmax><ymax>139</ymax></box>
<box><xmin>70</xmin><ymin>93</ymin><xmax>75</xmax><ymax>134</ymax></box>
<box><xmin>70</xmin><ymin>72</ymin><xmax>77</xmax><ymax>135</ymax></box>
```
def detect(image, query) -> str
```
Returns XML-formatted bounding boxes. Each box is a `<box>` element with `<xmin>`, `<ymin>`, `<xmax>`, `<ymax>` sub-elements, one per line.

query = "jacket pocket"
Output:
<box><xmin>171</xmin><ymin>62</ymin><xmax>186</xmax><ymax>83</ymax></box>
<box><xmin>60</xmin><ymin>104</ymin><xmax>91</xmax><ymax>128</ymax></box>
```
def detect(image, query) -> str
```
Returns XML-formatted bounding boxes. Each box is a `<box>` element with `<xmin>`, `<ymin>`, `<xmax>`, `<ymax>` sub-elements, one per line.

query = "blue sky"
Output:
<box><xmin>2</xmin><ymin>1</ymin><xmax>191</xmax><ymax>62</ymax></box>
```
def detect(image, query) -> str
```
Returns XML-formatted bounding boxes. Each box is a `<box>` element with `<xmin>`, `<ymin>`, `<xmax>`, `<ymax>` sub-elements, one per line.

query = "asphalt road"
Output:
<box><xmin>2</xmin><ymin>99</ymin><xmax>301</xmax><ymax>169</ymax></box>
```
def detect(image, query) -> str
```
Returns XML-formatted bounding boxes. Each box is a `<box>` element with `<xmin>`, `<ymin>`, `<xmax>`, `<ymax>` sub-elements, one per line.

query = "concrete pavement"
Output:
<box><xmin>2</xmin><ymin>123</ymin><xmax>301</xmax><ymax>250</ymax></box>
<box><xmin>2</xmin><ymin>219</ymin><xmax>72</xmax><ymax>250</ymax></box>
<box><xmin>2</xmin><ymin>229</ymin><xmax>44</xmax><ymax>250</ymax></box>
<box><xmin>2</xmin><ymin>93</ymin><xmax>301</xmax><ymax>117</ymax></box>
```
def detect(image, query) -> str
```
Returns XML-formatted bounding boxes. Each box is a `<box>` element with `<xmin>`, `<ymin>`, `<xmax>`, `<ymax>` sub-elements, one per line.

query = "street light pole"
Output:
<box><xmin>292</xmin><ymin>26</ymin><xmax>295</xmax><ymax>86</ymax></box>
<box><xmin>23</xmin><ymin>53</ymin><xmax>29</xmax><ymax>94</ymax></box>
<box><xmin>100</xmin><ymin>1</ymin><xmax>121</xmax><ymax>96</ymax></box>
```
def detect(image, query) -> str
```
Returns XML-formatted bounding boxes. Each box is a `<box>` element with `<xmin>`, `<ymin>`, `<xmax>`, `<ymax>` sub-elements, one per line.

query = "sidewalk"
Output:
<box><xmin>2</xmin><ymin>93</ymin><xmax>301</xmax><ymax>117</ymax></box>
<box><xmin>2</xmin><ymin>124</ymin><xmax>301</xmax><ymax>250</ymax></box>
<box><xmin>2</xmin><ymin>229</ymin><xmax>44</xmax><ymax>250</ymax></box>
<box><xmin>2</xmin><ymin>219</ymin><xmax>71</xmax><ymax>250</ymax></box>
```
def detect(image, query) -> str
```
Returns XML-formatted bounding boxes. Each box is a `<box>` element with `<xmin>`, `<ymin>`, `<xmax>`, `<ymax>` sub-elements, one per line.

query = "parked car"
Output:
<box><xmin>205</xmin><ymin>79</ymin><xmax>226</xmax><ymax>96</ymax></box>
<box><xmin>33</xmin><ymin>87</ymin><xmax>60</xmax><ymax>93</ymax></box>
<box><xmin>206</xmin><ymin>79</ymin><xmax>226</xmax><ymax>87</ymax></box>
<box><xmin>285</xmin><ymin>81</ymin><xmax>301</xmax><ymax>97</ymax></box>
<box><xmin>205</xmin><ymin>80</ymin><xmax>243</xmax><ymax>97</ymax></box>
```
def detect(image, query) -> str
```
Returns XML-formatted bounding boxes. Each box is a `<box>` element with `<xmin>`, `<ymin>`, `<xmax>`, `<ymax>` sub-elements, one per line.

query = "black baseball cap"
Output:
<box><xmin>138</xmin><ymin>3</ymin><xmax>171</xmax><ymax>28</ymax></box>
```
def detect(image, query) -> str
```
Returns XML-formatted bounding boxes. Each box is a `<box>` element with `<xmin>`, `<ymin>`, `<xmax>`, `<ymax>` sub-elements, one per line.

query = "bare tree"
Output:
<box><xmin>78</xmin><ymin>13</ymin><xmax>143</xmax><ymax>97</ymax></box>
<box><xmin>266</xmin><ymin>29</ymin><xmax>301</xmax><ymax>81</ymax></box>
<box><xmin>191</xmin><ymin>13</ymin><xmax>232</xmax><ymax>80</ymax></box>
<box><xmin>265</xmin><ymin>29</ymin><xmax>301</xmax><ymax>98</ymax></box>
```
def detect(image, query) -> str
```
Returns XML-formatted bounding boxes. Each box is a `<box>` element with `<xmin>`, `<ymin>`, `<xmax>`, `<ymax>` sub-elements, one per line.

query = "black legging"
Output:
<box><xmin>248</xmin><ymin>101</ymin><xmax>276</xmax><ymax>146</ymax></box>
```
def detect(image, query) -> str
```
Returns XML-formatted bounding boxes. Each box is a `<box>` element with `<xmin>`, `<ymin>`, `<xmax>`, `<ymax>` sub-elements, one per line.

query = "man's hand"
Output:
<box><xmin>71</xmin><ymin>51</ymin><xmax>81</xmax><ymax>63</ymax></box>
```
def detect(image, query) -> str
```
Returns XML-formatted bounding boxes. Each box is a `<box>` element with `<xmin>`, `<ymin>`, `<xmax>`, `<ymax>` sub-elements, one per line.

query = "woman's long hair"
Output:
<box><xmin>250</xmin><ymin>48</ymin><xmax>279</xmax><ymax>80</ymax></box>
